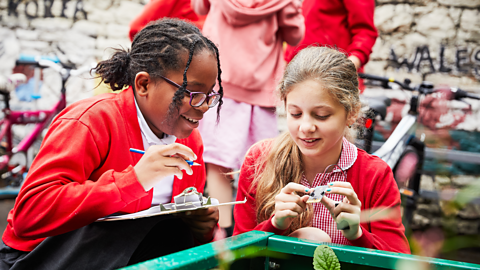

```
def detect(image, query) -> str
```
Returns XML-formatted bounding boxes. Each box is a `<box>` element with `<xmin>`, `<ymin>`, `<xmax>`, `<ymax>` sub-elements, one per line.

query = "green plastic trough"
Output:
<box><xmin>120</xmin><ymin>231</ymin><xmax>480</xmax><ymax>270</ymax></box>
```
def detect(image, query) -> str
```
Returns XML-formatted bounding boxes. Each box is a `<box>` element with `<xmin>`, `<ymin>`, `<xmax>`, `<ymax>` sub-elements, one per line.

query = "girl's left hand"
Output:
<box><xmin>320</xmin><ymin>182</ymin><xmax>362</xmax><ymax>240</ymax></box>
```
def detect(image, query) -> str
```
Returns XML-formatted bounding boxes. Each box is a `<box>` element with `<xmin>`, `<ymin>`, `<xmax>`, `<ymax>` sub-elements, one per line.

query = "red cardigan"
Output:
<box><xmin>284</xmin><ymin>0</ymin><xmax>378</xmax><ymax>67</ymax></box>
<box><xmin>3</xmin><ymin>88</ymin><xmax>206</xmax><ymax>252</ymax></box>
<box><xmin>233</xmin><ymin>140</ymin><xmax>410</xmax><ymax>254</ymax></box>
<box><xmin>129</xmin><ymin>0</ymin><xmax>206</xmax><ymax>41</ymax></box>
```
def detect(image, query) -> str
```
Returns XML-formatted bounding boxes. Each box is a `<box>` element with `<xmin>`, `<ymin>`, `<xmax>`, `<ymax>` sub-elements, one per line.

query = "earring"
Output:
<box><xmin>348</xmin><ymin>125</ymin><xmax>352</xmax><ymax>128</ymax></box>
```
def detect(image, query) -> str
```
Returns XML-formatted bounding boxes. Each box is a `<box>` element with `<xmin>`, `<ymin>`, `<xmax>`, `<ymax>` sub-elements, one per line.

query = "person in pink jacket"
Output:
<box><xmin>191</xmin><ymin>0</ymin><xmax>304</xmax><ymax>237</ymax></box>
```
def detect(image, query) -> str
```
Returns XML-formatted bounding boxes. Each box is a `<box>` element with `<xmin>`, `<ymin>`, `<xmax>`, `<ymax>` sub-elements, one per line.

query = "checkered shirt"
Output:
<box><xmin>300</xmin><ymin>137</ymin><xmax>358</xmax><ymax>245</ymax></box>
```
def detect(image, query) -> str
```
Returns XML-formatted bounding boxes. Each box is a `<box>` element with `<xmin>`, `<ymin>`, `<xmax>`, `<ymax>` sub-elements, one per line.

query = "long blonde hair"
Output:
<box><xmin>253</xmin><ymin>47</ymin><xmax>362</xmax><ymax>234</ymax></box>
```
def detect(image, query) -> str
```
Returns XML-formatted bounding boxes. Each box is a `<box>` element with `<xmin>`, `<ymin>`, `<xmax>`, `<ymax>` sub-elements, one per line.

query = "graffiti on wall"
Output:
<box><xmin>7</xmin><ymin>0</ymin><xmax>87</xmax><ymax>21</ymax></box>
<box><xmin>388</xmin><ymin>45</ymin><xmax>480</xmax><ymax>79</ymax></box>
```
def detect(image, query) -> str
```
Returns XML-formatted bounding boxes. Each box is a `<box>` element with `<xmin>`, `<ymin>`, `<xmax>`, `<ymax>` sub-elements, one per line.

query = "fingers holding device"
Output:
<box><xmin>308</xmin><ymin>183</ymin><xmax>362</xmax><ymax>240</ymax></box>
<box><xmin>272</xmin><ymin>182</ymin><xmax>312</xmax><ymax>230</ymax></box>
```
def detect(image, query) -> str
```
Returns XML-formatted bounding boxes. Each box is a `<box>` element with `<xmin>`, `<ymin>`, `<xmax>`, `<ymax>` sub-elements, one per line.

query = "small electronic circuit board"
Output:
<box><xmin>306</xmin><ymin>185</ymin><xmax>328</xmax><ymax>204</ymax></box>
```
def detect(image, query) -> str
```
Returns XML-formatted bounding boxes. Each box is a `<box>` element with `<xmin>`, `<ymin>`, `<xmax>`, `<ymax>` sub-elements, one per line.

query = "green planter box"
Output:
<box><xmin>120</xmin><ymin>231</ymin><xmax>480</xmax><ymax>270</ymax></box>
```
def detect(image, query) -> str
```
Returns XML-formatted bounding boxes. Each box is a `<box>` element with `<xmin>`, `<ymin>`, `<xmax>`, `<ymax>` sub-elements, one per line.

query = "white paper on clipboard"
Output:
<box><xmin>96</xmin><ymin>197</ymin><xmax>247</xmax><ymax>222</ymax></box>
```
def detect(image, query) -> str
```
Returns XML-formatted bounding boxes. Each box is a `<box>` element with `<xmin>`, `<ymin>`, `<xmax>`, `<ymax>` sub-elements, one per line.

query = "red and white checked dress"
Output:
<box><xmin>300</xmin><ymin>137</ymin><xmax>357</xmax><ymax>245</ymax></box>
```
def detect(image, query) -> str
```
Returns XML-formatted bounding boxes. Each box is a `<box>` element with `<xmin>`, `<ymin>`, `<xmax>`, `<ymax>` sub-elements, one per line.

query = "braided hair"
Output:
<box><xmin>95</xmin><ymin>18</ymin><xmax>224</xmax><ymax>117</ymax></box>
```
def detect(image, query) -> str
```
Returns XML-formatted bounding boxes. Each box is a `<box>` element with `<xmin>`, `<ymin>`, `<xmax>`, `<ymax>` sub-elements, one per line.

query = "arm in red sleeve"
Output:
<box><xmin>349</xmin><ymin>166</ymin><xmax>411</xmax><ymax>254</ymax></box>
<box><xmin>277</xmin><ymin>0</ymin><xmax>305</xmax><ymax>46</ymax></box>
<box><xmin>343</xmin><ymin>0</ymin><xmax>378</xmax><ymax>66</ymax></box>
<box><xmin>12</xmin><ymin>119</ymin><xmax>148</xmax><ymax>239</ymax></box>
<box><xmin>233</xmin><ymin>142</ymin><xmax>287</xmax><ymax>236</ymax></box>
<box><xmin>191</xmin><ymin>0</ymin><xmax>210</xmax><ymax>16</ymax></box>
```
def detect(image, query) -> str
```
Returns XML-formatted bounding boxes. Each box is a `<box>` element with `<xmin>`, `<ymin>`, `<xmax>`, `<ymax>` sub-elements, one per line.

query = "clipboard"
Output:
<box><xmin>97</xmin><ymin>187</ymin><xmax>247</xmax><ymax>222</ymax></box>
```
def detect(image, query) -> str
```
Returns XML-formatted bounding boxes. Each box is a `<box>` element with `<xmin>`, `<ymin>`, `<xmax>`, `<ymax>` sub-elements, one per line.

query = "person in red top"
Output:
<box><xmin>129</xmin><ymin>0</ymin><xmax>206</xmax><ymax>41</ymax></box>
<box><xmin>284</xmin><ymin>0</ymin><xmax>378</xmax><ymax>91</ymax></box>
<box><xmin>0</xmin><ymin>19</ymin><xmax>224</xmax><ymax>269</ymax></box>
<box><xmin>233</xmin><ymin>46</ymin><xmax>410</xmax><ymax>254</ymax></box>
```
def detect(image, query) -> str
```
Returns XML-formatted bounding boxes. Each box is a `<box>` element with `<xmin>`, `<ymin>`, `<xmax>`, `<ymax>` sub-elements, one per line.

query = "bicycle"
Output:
<box><xmin>0</xmin><ymin>55</ymin><xmax>95</xmax><ymax>198</ymax></box>
<box><xmin>357</xmin><ymin>73</ymin><xmax>480</xmax><ymax>231</ymax></box>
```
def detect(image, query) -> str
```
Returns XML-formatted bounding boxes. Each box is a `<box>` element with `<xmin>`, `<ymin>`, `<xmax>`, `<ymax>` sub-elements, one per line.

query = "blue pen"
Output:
<box><xmin>129</xmin><ymin>148</ymin><xmax>201</xmax><ymax>166</ymax></box>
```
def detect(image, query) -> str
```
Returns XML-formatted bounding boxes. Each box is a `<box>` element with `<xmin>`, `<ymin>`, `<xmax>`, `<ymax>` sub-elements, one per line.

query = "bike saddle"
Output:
<box><xmin>361</xmin><ymin>96</ymin><xmax>391</xmax><ymax>120</ymax></box>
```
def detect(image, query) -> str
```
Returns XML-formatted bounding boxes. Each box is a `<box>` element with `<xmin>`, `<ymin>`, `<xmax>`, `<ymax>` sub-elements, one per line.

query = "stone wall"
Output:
<box><xmin>0</xmin><ymin>0</ymin><xmax>147</xmax><ymax>104</ymax></box>
<box><xmin>367</xmin><ymin>0</ymin><xmax>480</xmax><ymax>92</ymax></box>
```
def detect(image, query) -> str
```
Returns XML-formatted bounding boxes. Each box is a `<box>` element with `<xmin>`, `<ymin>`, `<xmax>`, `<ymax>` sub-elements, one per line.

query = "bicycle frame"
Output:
<box><xmin>0</xmin><ymin>91</ymin><xmax>66</xmax><ymax>171</ymax></box>
<box><xmin>0</xmin><ymin>57</ymin><xmax>94</xmax><ymax>197</ymax></box>
<box><xmin>373</xmin><ymin>113</ymin><xmax>417</xmax><ymax>168</ymax></box>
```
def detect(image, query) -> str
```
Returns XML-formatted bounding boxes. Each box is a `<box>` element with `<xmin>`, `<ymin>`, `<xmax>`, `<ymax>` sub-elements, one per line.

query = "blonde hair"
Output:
<box><xmin>253</xmin><ymin>46</ymin><xmax>362</xmax><ymax>234</ymax></box>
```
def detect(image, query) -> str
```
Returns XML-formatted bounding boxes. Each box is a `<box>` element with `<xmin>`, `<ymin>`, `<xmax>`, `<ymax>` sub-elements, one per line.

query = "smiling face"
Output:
<box><xmin>135</xmin><ymin>49</ymin><xmax>218</xmax><ymax>139</ymax></box>
<box><xmin>286</xmin><ymin>79</ymin><xmax>354</xmax><ymax>164</ymax></box>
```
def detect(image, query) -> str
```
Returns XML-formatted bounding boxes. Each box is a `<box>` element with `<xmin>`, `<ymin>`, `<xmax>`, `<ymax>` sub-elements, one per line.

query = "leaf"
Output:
<box><xmin>313</xmin><ymin>245</ymin><xmax>341</xmax><ymax>270</ymax></box>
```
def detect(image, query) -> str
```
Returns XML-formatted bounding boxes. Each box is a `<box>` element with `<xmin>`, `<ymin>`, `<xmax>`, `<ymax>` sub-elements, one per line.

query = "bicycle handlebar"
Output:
<box><xmin>358</xmin><ymin>73</ymin><xmax>413</xmax><ymax>90</ymax></box>
<box><xmin>358</xmin><ymin>73</ymin><xmax>391</xmax><ymax>83</ymax></box>
<box><xmin>37</xmin><ymin>59</ymin><xmax>96</xmax><ymax>80</ymax></box>
<box><xmin>451</xmin><ymin>88</ymin><xmax>480</xmax><ymax>100</ymax></box>
<box><xmin>37</xmin><ymin>59</ymin><xmax>65</xmax><ymax>74</ymax></box>
<box><xmin>70</xmin><ymin>62</ymin><xmax>97</xmax><ymax>77</ymax></box>
<box><xmin>19</xmin><ymin>55</ymin><xmax>96</xmax><ymax>80</ymax></box>
<box><xmin>16</xmin><ymin>55</ymin><xmax>60</xmax><ymax>66</ymax></box>
<box><xmin>359</xmin><ymin>73</ymin><xmax>480</xmax><ymax>101</ymax></box>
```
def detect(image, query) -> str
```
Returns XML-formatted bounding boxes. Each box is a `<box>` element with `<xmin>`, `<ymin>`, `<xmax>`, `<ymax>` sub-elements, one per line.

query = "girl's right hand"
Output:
<box><xmin>133</xmin><ymin>144</ymin><xmax>197</xmax><ymax>191</ymax></box>
<box><xmin>271</xmin><ymin>183</ymin><xmax>311</xmax><ymax>230</ymax></box>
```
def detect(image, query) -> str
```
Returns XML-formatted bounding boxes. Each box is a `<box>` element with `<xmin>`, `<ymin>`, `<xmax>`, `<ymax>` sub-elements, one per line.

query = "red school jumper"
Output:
<box><xmin>284</xmin><ymin>0</ymin><xmax>378</xmax><ymax>66</ymax></box>
<box><xmin>3</xmin><ymin>88</ymin><xmax>206</xmax><ymax>252</ymax></box>
<box><xmin>233</xmin><ymin>140</ymin><xmax>411</xmax><ymax>254</ymax></box>
<box><xmin>129</xmin><ymin>0</ymin><xmax>206</xmax><ymax>41</ymax></box>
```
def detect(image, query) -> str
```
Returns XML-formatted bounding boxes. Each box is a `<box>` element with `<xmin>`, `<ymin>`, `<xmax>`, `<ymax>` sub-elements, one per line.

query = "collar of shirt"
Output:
<box><xmin>134</xmin><ymin>98</ymin><xmax>176</xmax><ymax>146</ymax></box>
<box><xmin>335</xmin><ymin>137</ymin><xmax>358</xmax><ymax>172</ymax></box>
<box><xmin>301</xmin><ymin>137</ymin><xmax>357</xmax><ymax>186</ymax></box>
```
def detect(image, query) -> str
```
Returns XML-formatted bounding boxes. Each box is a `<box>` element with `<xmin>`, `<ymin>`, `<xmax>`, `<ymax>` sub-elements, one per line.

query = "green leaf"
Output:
<box><xmin>313</xmin><ymin>245</ymin><xmax>341</xmax><ymax>270</ymax></box>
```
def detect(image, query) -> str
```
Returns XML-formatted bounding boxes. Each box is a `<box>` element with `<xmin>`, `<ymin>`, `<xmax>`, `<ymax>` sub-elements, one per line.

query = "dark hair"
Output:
<box><xmin>94</xmin><ymin>18</ymin><xmax>223</xmax><ymax>116</ymax></box>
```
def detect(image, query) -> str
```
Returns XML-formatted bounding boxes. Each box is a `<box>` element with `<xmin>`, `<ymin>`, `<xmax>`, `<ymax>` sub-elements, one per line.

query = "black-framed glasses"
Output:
<box><xmin>160</xmin><ymin>76</ymin><xmax>221</xmax><ymax>108</ymax></box>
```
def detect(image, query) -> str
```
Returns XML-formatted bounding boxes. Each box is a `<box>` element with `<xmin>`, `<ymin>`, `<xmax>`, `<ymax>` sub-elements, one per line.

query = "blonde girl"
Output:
<box><xmin>233</xmin><ymin>46</ymin><xmax>410</xmax><ymax>254</ymax></box>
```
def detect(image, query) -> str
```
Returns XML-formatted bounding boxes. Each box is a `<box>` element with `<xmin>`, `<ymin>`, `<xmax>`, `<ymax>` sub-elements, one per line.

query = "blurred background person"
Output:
<box><xmin>191</xmin><ymin>0</ymin><xmax>305</xmax><ymax>238</ymax></box>
<box><xmin>284</xmin><ymin>0</ymin><xmax>378</xmax><ymax>91</ymax></box>
<box><xmin>129</xmin><ymin>0</ymin><xmax>206</xmax><ymax>41</ymax></box>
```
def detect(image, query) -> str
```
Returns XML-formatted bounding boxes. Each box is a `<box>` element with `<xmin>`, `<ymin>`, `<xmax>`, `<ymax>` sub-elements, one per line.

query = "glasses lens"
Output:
<box><xmin>191</xmin><ymin>93</ymin><xmax>207</xmax><ymax>107</ymax></box>
<box><xmin>207</xmin><ymin>94</ymin><xmax>221</xmax><ymax>108</ymax></box>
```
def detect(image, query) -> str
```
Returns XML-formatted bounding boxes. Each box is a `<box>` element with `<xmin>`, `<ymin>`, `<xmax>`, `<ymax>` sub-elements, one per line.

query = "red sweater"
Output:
<box><xmin>3</xmin><ymin>88</ymin><xmax>206</xmax><ymax>252</ymax></box>
<box><xmin>233</xmin><ymin>140</ymin><xmax>410</xmax><ymax>254</ymax></box>
<box><xmin>129</xmin><ymin>0</ymin><xmax>207</xmax><ymax>41</ymax></box>
<box><xmin>284</xmin><ymin>0</ymin><xmax>378</xmax><ymax>67</ymax></box>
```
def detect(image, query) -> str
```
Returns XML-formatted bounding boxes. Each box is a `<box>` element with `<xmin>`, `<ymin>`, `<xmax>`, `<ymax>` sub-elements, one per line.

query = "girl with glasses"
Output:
<box><xmin>233</xmin><ymin>46</ymin><xmax>411</xmax><ymax>254</ymax></box>
<box><xmin>0</xmin><ymin>19</ymin><xmax>223</xmax><ymax>269</ymax></box>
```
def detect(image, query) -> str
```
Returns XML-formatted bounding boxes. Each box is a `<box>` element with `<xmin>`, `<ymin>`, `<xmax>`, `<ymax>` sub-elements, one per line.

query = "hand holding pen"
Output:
<box><xmin>131</xmin><ymin>144</ymin><xmax>199</xmax><ymax>191</ymax></box>
<box><xmin>130</xmin><ymin>148</ymin><xmax>201</xmax><ymax>166</ymax></box>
